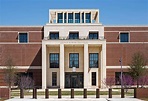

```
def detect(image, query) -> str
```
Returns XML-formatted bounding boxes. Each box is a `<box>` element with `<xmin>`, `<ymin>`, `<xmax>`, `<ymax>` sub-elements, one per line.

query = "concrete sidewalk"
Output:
<box><xmin>5</xmin><ymin>95</ymin><xmax>143</xmax><ymax>101</ymax></box>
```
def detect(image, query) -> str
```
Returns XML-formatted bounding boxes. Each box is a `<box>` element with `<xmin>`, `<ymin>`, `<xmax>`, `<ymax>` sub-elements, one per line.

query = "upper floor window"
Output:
<box><xmin>50</xmin><ymin>53</ymin><xmax>59</xmax><ymax>68</ymax></box>
<box><xmin>82</xmin><ymin>13</ymin><xmax>84</xmax><ymax>23</ymax></box>
<box><xmin>89</xmin><ymin>53</ymin><xmax>98</xmax><ymax>68</ymax></box>
<box><xmin>69</xmin><ymin>53</ymin><xmax>79</xmax><ymax>68</ymax></box>
<box><xmin>50</xmin><ymin>32</ymin><xmax>59</xmax><ymax>39</ymax></box>
<box><xmin>57</xmin><ymin>13</ymin><xmax>63</xmax><ymax>23</ymax></box>
<box><xmin>19</xmin><ymin>33</ymin><xmax>28</xmax><ymax>43</ymax></box>
<box><xmin>120</xmin><ymin>32</ymin><xmax>129</xmax><ymax>42</ymax></box>
<box><xmin>75</xmin><ymin>13</ymin><xmax>80</xmax><ymax>23</ymax></box>
<box><xmin>69</xmin><ymin>32</ymin><xmax>79</xmax><ymax>39</ymax></box>
<box><xmin>68</xmin><ymin>13</ymin><xmax>73</xmax><ymax>23</ymax></box>
<box><xmin>86</xmin><ymin>13</ymin><xmax>91</xmax><ymax>23</ymax></box>
<box><xmin>64</xmin><ymin>13</ymin><xmax>67</xmax><ymax>23</ymax></box>
<box><xmin>89</xmin><ymin>32</ymin><xmax>98</xmax><ymax>39</ymax></box>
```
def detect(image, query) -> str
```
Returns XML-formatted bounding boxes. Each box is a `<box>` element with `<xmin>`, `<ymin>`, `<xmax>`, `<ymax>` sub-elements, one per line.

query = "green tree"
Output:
<box><xmin>128</xmin><ymin>52</ymin><xmax>147</xmax><ymax>88</ymax></box>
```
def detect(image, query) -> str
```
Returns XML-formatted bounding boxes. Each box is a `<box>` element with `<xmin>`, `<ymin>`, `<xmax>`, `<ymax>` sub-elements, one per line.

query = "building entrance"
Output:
<box><xmin>65</xmin><ymin>72</ymin><xmax>83</xmax><ymax>88</ymax></box>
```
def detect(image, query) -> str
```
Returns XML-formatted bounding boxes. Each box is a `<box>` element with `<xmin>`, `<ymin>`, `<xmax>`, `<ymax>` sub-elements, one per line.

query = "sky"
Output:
<box><xmin>0</xmin><ymin>0</ymin><xmax>148</xmax><ymax>26</ymax></box>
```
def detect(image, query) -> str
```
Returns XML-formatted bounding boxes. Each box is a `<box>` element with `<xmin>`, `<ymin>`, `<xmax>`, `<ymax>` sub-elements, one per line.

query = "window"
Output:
<box><xmin>69</xmin><ymin>53</ymin><xmax>79</xmax><ymax>68</ymax></box>
<box><xmin>57</xmin><ymin>13</ymin><xmax>63</xmax><ymax>23</ymax></box>
<box><xmin>89</xmin><ymin>53</ymin><xmax>98</xmax><ymax>68</ymax></box>
<box><xmin>92</xmin><ymin>72</ymin><xmax>96</xmax><ymax>86</ymax></box>
<box><xmin>50</xmin><ymin>32</ymin><xmax>59</xmax><ymax>39</ymax></box>
<box><xmin>50</xmin><ymin>53</ymin><xmax>59</xmax><ymax>68</ymax></box>
<box><xmin>64</xmin><ymin>13</ymin><xmax>67</xmax><ymax>23</ymax></box>
<box><xmin>19</xmin><ymin>33</ymin><xmax>28</xmax><ymax>43</ymax></box>
<box><xmin>68</xmin><ymin>13</ymin><xmax>73</xmax><ymax>23</ymax></box>
<box><xmin>86</xmin><ymin>13</ymin><xmax>91</xmax><ymax>23</ymax></box>
<box><xmin>69</xmin><ymin>32</ymin><xmax>79</xmax><ymax>39</ymax></box>
<box><xmin>75</xmin><ymin>13</ymin><xmax>80</xmax><ymax>23</ymax></box>
<box><xmin>52</xmin><ymin>72</ymin><xmax>57</xmax><ymax>86</ymax></box>
<box><xmin>82</xmin><ymin>13</ymin><xmax>84</xmax><ymax>23</ymax></box>
<box><xmin>89</xmin><ymin>32</ymin><xmax>98</xmax><ymax>39</ymax></box>
<box><xmin>120</xmin><ymin>33</ymin><xmax>129</xmax><ymax>42</ymax></box>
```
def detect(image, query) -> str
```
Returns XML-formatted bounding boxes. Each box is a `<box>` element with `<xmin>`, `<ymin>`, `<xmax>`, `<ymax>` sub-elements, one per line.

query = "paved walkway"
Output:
<box><xmin>5</xmin><ymin>95</ymin><xmax>143</xmax><ymax>101</ymax></box>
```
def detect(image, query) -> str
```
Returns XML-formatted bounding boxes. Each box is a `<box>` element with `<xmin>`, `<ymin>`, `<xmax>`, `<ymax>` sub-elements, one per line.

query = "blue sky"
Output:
<box><xmin>0</xmin><ymin>0</ymin><xmax>148</xmax><ymax>25</ymax></box>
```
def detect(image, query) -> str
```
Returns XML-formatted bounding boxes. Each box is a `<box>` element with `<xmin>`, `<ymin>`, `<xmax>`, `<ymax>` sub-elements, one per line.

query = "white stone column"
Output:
<box><xmin>90</xmin><ymin>12</ymin><xmax>92</xmax><ymax>23</ymax></box>
<box><xmin>73</xmin><ymin>12</ymin><xmax>75</xmax><ymax>23</ymax></box>
<box><xmin>60</xmin><ymin>43</ymin><xmax>64</xmax><ymax>89</ymax></box>
<box><xmin>84</xmin><ymin>43</ymin><xmax>88</xmax><ymax>88</ymax></box>
<box><xmin>100</xmin><ymin>42</ymin><xmax>106</xmax><ymax>88</ymax></box>
<box><xmin>80</xmin><ymin>12</ymin><xmax>82</xmax><ymax>23</ymax></box>
<box><xmin>42</xmin><ymin>43</ymin><xmax>47</xmax><ymax>89</ymax></box>
<box><xmin>84</xmin><ymin>12</ymin><xmax>86</xmax><ymax>23</ymax></box>
<box><xmin>56</xmin><ymin>12</ymin><xmax>57</xmax><ymax>23</ymax></box>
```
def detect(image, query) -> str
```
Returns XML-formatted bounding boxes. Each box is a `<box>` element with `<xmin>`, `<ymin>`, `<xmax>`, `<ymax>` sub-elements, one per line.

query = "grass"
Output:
<box><xmin>11</xmin><ymin>89</ymin><xmax>134</xmax><ymax>97</ymax></box>
<box><xmin>140</xmin><ymin>98</ymin><xmax>148</xmax><ymax>101</ymax></box>
<box><xmin>0</xmin><ymin>98</ymin><xmax>7</xmax><ymax>101</ymax></box>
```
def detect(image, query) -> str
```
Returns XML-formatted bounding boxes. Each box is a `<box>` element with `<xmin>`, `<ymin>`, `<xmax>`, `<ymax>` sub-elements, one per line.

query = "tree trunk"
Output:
<box><xmin>137</xmin><ymin>79</ymin><xmax>139</xmax><ymax>88</ymax></box>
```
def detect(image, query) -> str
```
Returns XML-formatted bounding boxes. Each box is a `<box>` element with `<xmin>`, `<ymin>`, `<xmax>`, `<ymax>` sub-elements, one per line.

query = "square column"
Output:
<box><xmin>100</xmin><ymin>42</ymin><xmax>106</xmax><ymax>88</ymax></box>
<box><xmin>60</xmin><ymin>43</ymin><xmax>64</xmax><ymax>88</ymax></box>
<box><xmin>84</xmin><ymin>43</ymin><xmax>88</xmax><ymax>88</ymax></box>
<box><xmin>42</xmin><ymin>43</ymin><xmax>47</xmax><ymax>89</ymax></box>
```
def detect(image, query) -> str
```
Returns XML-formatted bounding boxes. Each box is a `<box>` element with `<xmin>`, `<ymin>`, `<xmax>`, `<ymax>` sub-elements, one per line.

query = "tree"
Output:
<box><xmin>3</xmin><ymin>57</ymin><xmax>17</xmax><ymax>88</ymax></box>
<box><xmin>138</xmin><ymin>75</ymin><xmax>148</xmax><ymax>88</ymax></box>
<box><xmin>103</xmin><ymin>77</ymin><xmax>115</xmax><ymax>88</ymax></box>
<box><xmin>128</xmin><ymin>52</ymin><xmax>147</xmax><ymax>88</ymax></box>
<box><xmin>18</xmin><ymin>75</ymin><xmax>34</xmax><ymax>89</ymax></box>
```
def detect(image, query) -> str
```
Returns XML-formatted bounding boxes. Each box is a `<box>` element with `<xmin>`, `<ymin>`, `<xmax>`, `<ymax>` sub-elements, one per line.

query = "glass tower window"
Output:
<box><xmin>50</xmin><ymin>53</ymin><xmax>59</xmax><ymax>68</ymax></box>
<box><xmin>19</xmin><ymin>33</ymin><xmax>28</xmax><ymax>43</ymax></box>
<box><xmin>50</xmin><ymin>32</ymin><xmax>59</xmax><ymax>39</ymax></box>
<box><xmin>86</xmin><ymin>13</ymin><xmax>91</xmax><ymax>23</ymax></box>
<box><xmin>120</xmin><ymin>33</ymin><xmax>129</xmax><ymax>42</ymax></box>
<box><xmin>57</xmin><ymin>13</ymin><xmax>63</xmax><ymax>23</ymax></box>
<box><xmin>89</xmin><ymin>32</ymin><xmax>98</xmax><ymax>39</ymax></box>
<box><xmin>69</xmin><ymin>53</ymin><xmax>79</xmax><ymax>68</ymax></box>
<box><xmin>68</xmin><ymin>13</ymin><xmax>73</xmax><ymax>23</ymax></box>
<box><xmin>69</xmin><ymin>32</ymin><xmax>79</xmax><ymax>39</ymax></box>
<box><xmin>75</xmin><ymin>13</ymin><xmax>80</xmax><ymax>23</ymax></box>
<box><xmin>89</xmin><ymin>53</ymin><xmax>98</xmax><ymax>68</ymax></box>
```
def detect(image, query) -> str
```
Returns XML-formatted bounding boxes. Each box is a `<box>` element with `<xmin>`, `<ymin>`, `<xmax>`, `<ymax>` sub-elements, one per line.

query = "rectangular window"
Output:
<box><xmin>120</xmin><ymin>33</ymin><xmax>129</xmax><ymax>42</ymax></box>
<box><xmin>89</xmin><ymin>53</ymin><xmax>98</xmax><ymax>68</ymax></box>
<box><xmin>75</xmin><ymin>13</ymin><xmax>80</xmax><ymax>23</ymax></box>
<box><xmin>68</xmin><ymin>13</ymin><xmax>73</xmax><ymax>23</ymax></box>
<box><xmin>50</xmin><ymin>32</ymin><xmax>59</xmax><ymax>39</ymax></box>
<box><xmin>89</xmin><ymin>32</ymin><xmax>98</xmax><ymax>39</ymax></box>
<box><xmin>92</xmin><ymin>72</ymin><xmax>96</xmax><ymax>86</ymax></box>
<box><xmin>64</xmin><ymin>13</ymin><xmax>67</xmax><ymax>23</ymax></box>
<box><xmin>50</xmin><ymin>53</ymin><xmax>59</xmax><ymax>68</ymax></box>
<box><xmin>69</xmin><ymin>53</ymin><xmax>79</xmax><ymax>68</ymax></box>
<box><xmin>57</xmin><ymin>13</ymin><xmax>63</xmax><ymax>23</ymax></box>
<box><xmin>19</xmin><ymin>33</ymin><xmax>28</xmax><ymax>43</ymax></box>
<box><xmin>86</xmin><ymin>13</ymin><xmax>91</xmax><ymax>23</ymax></box>
<box><xmin>69</xmin><ymin>32</ymin><xmax>79</xmax><ymax>39</ymax></box>
<box><xmin>52</xmin><ymin>72</ymin><xmax>57</xmax><ymax>86</ymax></box>
<box><xmin>115</xmin><ymin>72</ymin><xmax>128</xmax><ymax>85</ymax></box>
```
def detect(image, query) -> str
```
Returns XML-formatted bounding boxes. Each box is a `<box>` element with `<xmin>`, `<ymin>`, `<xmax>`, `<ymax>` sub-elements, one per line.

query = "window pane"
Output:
<box><xmin>50</xmin><ymin>32</ymin><xmax>59</xmax><ymax>39</ymax></box>
<box><xmin>75</xmin><ymin>13</ymin><xmax>80</xmax><ymax>23</ymax></box>
<box><xmin>50</xmin><ymin>53</ymin><xmax>59</xmax><ymax>68</ymax></box>
<box><xmin>89</xmin><ymin>32</ymin><xmax>98</xmax><ymax>39</ymax></box>
<box><xmin>58</xmin><ymin>13</ymin><xmax>63</xmax><ymax>23</ymax></box>
<box><xmin>89</xmin><ymin>53</ymin><xmax>98</xmax><ymax>68</ymax></box>
<box><xmin>52</xmin><ymin>72</ymin><xmax>57</xmax><ymax>86</ymax></box>
<box><xmin>69</xmin><ymin>32</ymin><xmax>79</xmax><ymax>39</ymax></box>
<box><xmin>120</xmin><ymin>33</ymin><xmax>129</xmax><ymax>42</ymax></box>
<box><xmin>86</xmin><ymin>13</ymin><xmax>91</xmax><ymax>23</ymax></box>
<box><xmin>92</xmin><ymin>72</ymin><xmax>96</xmax><ymax>86</ymax></box>
<box><xmin>19</xmin><ymin>33</ymin><xmax>28</xmax><ymax>43</ymax></box>
<box><xmin>68</xmin><ymin>13</ymin><xmax>73</xmax><ymax>23</ymax></box>
<box><xmin>69</xmin><ymin>53</ymin><xmax>79</xmax><ymax>68</ymax></box>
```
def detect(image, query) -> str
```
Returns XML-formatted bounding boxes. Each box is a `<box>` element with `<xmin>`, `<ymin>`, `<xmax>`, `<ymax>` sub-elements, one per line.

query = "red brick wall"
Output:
<box><xmin>136</xmin><ymin>88</ymin><xmax>148</xmax><ymax>98</ymax></box>
<box><xmin>0</xmin><ymin>88</ymin><xmax>10</xmax><ymax>99</ymax></box>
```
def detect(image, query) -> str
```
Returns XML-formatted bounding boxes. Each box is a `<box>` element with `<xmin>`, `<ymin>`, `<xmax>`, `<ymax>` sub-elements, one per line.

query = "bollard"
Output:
<box><xmin>121</xmin><ymin>88</ymin><xmax>124</xmax><ymax>98</ymax></box>
<box><xmin>109</xmin><ymin>88</ymin><xmax>112</xmax><ymax>98</ymax></box>
<box><xmin>134</xmin><ymin>88</ymin><xmax>137</xmax><ymax>98</ymax></box>
<box><xmin>58</xmin><ymin>89</ymin><xmax>61</xmax><ymax>98</ymax></box>
<box><xmin>83</xmin><ymin>89</ymin><xmax>87</xmax><ymax>98</ymax></box>
<box><xmin>71</xmin><ymin>89</ymin><xmax>74</xmax><ymax>98</ymax></box>
<box><xmin>33</xmin><ymin>88</ymin><xmax>37</xmax><ymax>99</ymax></box>
<box><xmin>96</xmin><ymin>88</ymin><xmax>100</xmax><ymax>98</ymax></box>
<box><xmin>45</xmin><ymin>89</ymin><xmax>49</xmax><ymax>99</ymax></box>
<box><xmin>20</xmin><ymin>88</ymin><xmax>24</xmax><ymax>98</ymax></box>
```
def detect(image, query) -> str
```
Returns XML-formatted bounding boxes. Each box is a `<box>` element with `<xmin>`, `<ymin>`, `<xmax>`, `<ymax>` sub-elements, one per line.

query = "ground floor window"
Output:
<box><xmin>92</xmin><ymin>72</ymin><xmax>96</xmax><ymax>86</ymax></box>
<box><xmin>52</xmin><ymin>72</ymin><xmax>57</xmax><ymax>86</ymax></box>
<box><xmin>115</xmin><ymin>72</ymin><xmax>128</xmax><ymax>85</ymax></box>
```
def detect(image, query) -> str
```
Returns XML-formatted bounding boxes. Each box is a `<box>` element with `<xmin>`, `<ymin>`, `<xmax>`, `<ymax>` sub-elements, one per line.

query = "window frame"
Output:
<box><xmin>68</xmin><ymin>13</ymin><xmax>73</xmax><ymax>23</ymax></box>
<box><xmin>49</xmin><ymin>53</ymin><xmax>59</xmax><ymax>68</ymax></box>
<box><xmin>89</xmin><ymin>53</ymin><xmax>99</xmax><ymax>68</ymax></box>
<box><xmin>49</xmin><ymin>32</ymin><xmax>59</xmax><ymax>39</ymax></box>
<box><xmin>119</xmin><ymin>32</ymin><xmax>130</xmax><ymax>43</ymax></box>
<box><xmin>18</xmin><ymin>32</ymin><xmax>29</xmax><ymax>43</ymax></box>
<box><xmin>69</xmin><ymin>53</ymin><xmax>79</xmax><ymax>68</ymax></box>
